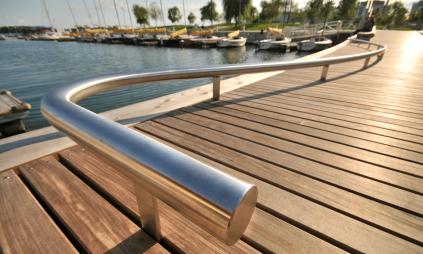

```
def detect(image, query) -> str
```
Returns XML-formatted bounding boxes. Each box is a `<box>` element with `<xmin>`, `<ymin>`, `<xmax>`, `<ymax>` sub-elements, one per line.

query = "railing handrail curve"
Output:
<box><xmin>41</xmin><ymin>38</ymin><xmax>386</xmax><ymax>245</ymax></box>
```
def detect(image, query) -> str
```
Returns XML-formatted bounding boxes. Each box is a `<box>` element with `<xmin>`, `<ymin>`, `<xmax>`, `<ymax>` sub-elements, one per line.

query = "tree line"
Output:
<box><xmin>132</xmin><ymin>0</ymin><xmax>423</xmax><ymax>29</ymax></box>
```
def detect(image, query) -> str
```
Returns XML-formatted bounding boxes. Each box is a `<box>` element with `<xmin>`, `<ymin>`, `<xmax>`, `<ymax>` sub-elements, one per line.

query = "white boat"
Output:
<box><xmin>216</xmin><ymin>30</ymin><xmax>246</xmax><ymax>48</ymax></box>
<box><xmin>257</xmin><ymin>27</ymin><xmax>292</xmax><ymax>51</ymax></box>
<box><xmin>257</xmin><ymin>37</ymin><xmax>292</xmax><ymax>51</ymax></box>
<box><xmin>36</xmin><ymin>32</ymin><xmax>62</xmax><ymax>41</ymax></box>
<box><xmin>190</xmin><ymin>36</ymin><xmax>223</xmax><ymax>48</ymax></box>
<box><xmin>297</xmin><ymin>37</ymin><xmax>332</xmax><ymax>52</ymax></box>
<box><xmin>217</xmin><ymin>37</ymin><xmax>246</xmax><ymax>48</ymax></box>
<box><xmin>0</xmin><ymin>35</ymin><xmax>6</xmax><ymax>40</ymax></box>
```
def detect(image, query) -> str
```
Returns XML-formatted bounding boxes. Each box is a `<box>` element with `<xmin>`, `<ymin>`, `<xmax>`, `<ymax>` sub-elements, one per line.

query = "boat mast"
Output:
<box><xmin>121</xmin><ymin>6</ymin><xmax>128</xmax><ymax>27</ymax></box>
<box><xmin>93</xmin><ymin>0</ymin><xmax>103</xmax><ymax>27</ymax></box>
<box><xmin>113</xmin><ymin>0</ymin><xmax>122</xmax><ymax>28</ymax></box>
<box><xmin>98</xmin><ymin>0</ymin><xmax>107</xmax><ymax>27</ymax></box>
<box><xmin>182</xmin><ymin>0</ymin><xmax>187</xmax><ymax>26</ymax></box>
<box><xmin>159</xmin><ymin>0</ymin><xmax>165</xmax><ymax>28</ymax></box>
<box><xmin>41</xmin><ymin>0</ymin><xmax>54</xmax><ymax>30</ymax></box>
<box><xmin>82</xmin><ymin>0</ymin><xmax>94</xmax><ymax>27</ymax></box>
<box><xmin>64</xmin><ymin>0</ymin><xmax>79</xmax><ymax>31</ymax></box>
<box><xmin>124</xmin><ymin>0</ymin><xmax>135</xmax><ymax>32</ymax></box>
<box><xmin>144</xmin><ymin>0</ymin><xmax>149</xmax><ymax>25</ymax></box>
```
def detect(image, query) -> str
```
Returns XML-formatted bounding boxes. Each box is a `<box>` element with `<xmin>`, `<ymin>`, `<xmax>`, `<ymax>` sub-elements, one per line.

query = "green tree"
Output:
<box><xmin>168</xmin><ymin>6</ymin><xmax>182</xmax><ymax>24</ymax></box>
<box><xmin>222</xmin><ymin>0</ymin><xmax>253</xmax><ymax>24</ymax></box>
<box><xmin>305</xmin><ymin>0</ymin><xmax>324</xmax><ymax>24</ymax></box>
<box><xmin>244</xmin><ymin>5</ymin><xmax>259</xmax><ymax>23</ymax></box>
<box><xmin>322</xmin><ymin>0</ymin><xmax>335</xmax><ymax>23</ymax></box>
<box><xmin>200</xmin><ymin>0</ymin><xmax>219</xmax><ymax>25</ymax></box>
<box><xmin>187</xmin><ymin>12</ymin><xmax>196</xmax><ymax>24</ymax></box>
<box><xmin>133</xmin><ymin>5</ymin><xmax>149</xmax><ymax>27</ymax></box>
<box><xmin>410</xmin><ymin>0</ymin><xmax>423</xmax><ymax>29</ymax></box>
<box><xmin>259</xmin><ymin>0</ymin><xmax>284</xmax><ymax>23</ymax></box>
<box><xmin>390</xmin><ymin>1</ymin><xmax>408</xmax><ymax>26</ymax></box>
<box><xmin>149</xmin><ymin>2</ymin><xmax>162</xmax><ymax>27</ymax></box>
<box><xmin>336</xmin><ymin>0</ymin><xmax>359</xmax><ymax>20</ymax></box>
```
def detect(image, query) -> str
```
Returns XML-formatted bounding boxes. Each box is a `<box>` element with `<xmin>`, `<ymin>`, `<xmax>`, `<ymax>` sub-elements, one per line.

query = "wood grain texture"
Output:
<box><xmin>0</xmin><ymin>170</ymin><xmax>77</xmax><ymax>254</ymax></box>
<box><xmin>135</xmin><ymin>121</ymin><xmax>423</xmax><ymax>253</ymax></box>
<box><xmin>59</xmin><ymin>146</ymin><xmax>346</xmax><ymax>254</ymax></box>
<box><xmin>19</xmin><ymin>156</ymin><xmax>168</xmax><ymax>254</ymax></box>
<box><xmin>58</xmin><ymin>146</ymin><xmax>259</xmax><ymax>254</ymax></box>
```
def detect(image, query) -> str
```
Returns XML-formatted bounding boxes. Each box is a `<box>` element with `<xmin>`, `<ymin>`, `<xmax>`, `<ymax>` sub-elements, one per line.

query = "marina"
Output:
<box><xmin>1</xmin><ymin>30</ymin><xmax>422</xmax><ymax>253</ymax></box>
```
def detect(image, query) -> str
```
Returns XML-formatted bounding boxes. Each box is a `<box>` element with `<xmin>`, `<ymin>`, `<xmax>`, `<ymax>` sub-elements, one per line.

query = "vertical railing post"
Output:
<box><xmin>213</xmin><ymin>76</ymin><xmax>221</xmax><ymax>101</ymax></box>
<box><xmin>320</xmin><ymin>65</ymin><xmax>329</xmax><ymax>81</ymax></box>
<box><xmin>363</xmin><ymin>57</ymin><xmax>371</xmax><ymax>69</ymax></box>
<box><xmin>134</xmin><ymin>186</ymin><xmax>162</xmax><ymax>241</ymax></box>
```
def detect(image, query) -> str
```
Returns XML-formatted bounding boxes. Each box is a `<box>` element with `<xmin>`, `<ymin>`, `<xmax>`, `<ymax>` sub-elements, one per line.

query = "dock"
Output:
<box><xmin>0</xmin><ymin>90</ymin><xmax>31</xmax><ymax>138</ymax></box>
<box><xmin>0</xmin><ymin>30</ymin><xmax>422</xmax><ymax>253</ymax></box>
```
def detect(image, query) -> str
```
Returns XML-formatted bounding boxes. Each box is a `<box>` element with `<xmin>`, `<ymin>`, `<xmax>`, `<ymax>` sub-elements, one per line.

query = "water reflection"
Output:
<box><xmin>0</xmin><ymin>40</ymin><xmax>305</xmax><ymax>129</ymax></box>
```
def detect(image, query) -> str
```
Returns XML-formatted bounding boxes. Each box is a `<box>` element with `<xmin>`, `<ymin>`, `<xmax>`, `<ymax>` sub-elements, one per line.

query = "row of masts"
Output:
<box><xmin>41</xmin><ymin>0</ymin><xmax>189</xmax><ymax>32</ymax></box>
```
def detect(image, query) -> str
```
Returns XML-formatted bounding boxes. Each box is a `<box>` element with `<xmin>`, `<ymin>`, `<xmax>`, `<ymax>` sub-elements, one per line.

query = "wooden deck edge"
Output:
<box><xmin>0</xmin><ymin>39</ymin><xmax>351</xmax><ymax>172</ymax></box>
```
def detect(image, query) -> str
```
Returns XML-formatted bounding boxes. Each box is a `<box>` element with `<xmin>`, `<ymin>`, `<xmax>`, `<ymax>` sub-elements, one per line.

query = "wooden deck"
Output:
<box><xmin>1</xmin><ymin>31</ymin><xmax>422</xmax><ymax>253</ymax></box>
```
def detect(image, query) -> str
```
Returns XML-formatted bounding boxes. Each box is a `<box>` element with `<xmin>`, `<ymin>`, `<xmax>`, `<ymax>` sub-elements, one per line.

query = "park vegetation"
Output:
<box><xmin>2</xmin><ymin>0</ymin><xmax>422</xmax><ymax>34</ymax></box>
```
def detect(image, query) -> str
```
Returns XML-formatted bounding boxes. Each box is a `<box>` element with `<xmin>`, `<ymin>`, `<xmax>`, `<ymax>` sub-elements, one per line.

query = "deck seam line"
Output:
<box><xmin>193</xmin><ymin>102</ymin><xmax>423</xmax><ymax>160</ymax></box>
<box><xmin>222</xmin><ymin>94</ymin><xmax>423</xmax><ymax>139</ymax></box>
<box><xmin>144</xmin><ymin>120</ymin><xmax>423</xmax><ymax>217</ymax></box>
<box><xmin>57</xmin><ymin>154</ymin><xmax>189</xmax><ymax>254</ymax></box>
<box><xmin>181</xmin><ymin>107</ymin><xmax>423</xmax><ymax>195</ymax></box>
<box><xmin>136</xmin><ymin>123</ymin><xmax>423</xmax><ymax>248</ymax></box>
<box><xmin>212</xmin><ymin>101</ymin><xmax>423</xmax><ymax>146</ymax></box>
<box><xmin>17</xmin><ymin>164</ymin><xmax>88</xmax><ymax>254</ymax></box>
<box><xmin>233</xmin><ymin>87</ymin><xmax>423</xmax><ymax>127</ymax></box>
<box><xmin>197</xmin><ymin>103</ymin><xmax>423</xmax><ymax>155</ymax></box>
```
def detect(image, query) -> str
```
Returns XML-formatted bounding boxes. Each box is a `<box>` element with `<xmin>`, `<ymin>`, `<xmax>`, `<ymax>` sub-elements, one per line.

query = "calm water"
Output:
<box><xmin>0</xmin><ymin>40</ymin><xmax>305</xmax><ymax>130</ymax></box>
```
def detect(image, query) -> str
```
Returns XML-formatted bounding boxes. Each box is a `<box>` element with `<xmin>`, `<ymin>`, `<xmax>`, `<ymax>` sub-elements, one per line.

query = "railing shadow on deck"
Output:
<box><xmin>174</xmin><ymin>57</ymin><xmax>382</xmax><ymax>114</ymax></box>
<box><xmin>104</xmin><ymin>231</ymin><xmax>160</xmax><ymax>254</ymax></box>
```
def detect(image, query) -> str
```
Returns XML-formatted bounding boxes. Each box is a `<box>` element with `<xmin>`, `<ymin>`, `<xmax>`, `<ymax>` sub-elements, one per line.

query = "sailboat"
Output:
<box><xmin>257</xmin><ymin>27</ymin><xmax>292</xmax><ymax>51</ymax></box>
<box><xmin>161</xmin><ymin>28</ymin><xmax>194</xmax><ymax>47</ymax></box>
<box><xmin>189</xmin><ymin>30</ymin><xmax>223</xmax><ymax>48</ymax></box>
<box><xmin>0</xmin><ymin>35</ymin><xmax>6</xmax><ymax>40</ymax></box>
<box><xmin>297</xmin><ymin>37</ymin><xmax>332</xmax><ymax>52</ymax></box>
<box><xmin>216</xmin><ymin>30</ymin><xmax>247</xmax><ymax>48</ymax></box>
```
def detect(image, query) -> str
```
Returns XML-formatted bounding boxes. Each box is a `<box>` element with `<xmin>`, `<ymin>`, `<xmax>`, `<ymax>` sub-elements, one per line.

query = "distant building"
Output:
<box><xmin>357</xmin><ymin>0</ymin><xmax>387</xmax><ymax>18</ymax></box>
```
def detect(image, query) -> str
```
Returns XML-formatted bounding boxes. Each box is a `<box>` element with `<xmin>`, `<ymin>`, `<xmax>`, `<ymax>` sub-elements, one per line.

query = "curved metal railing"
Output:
<box><xmin>41</xmin><ymin>38</ymin><xmax>386</xmax><ymax>245</ymax></box>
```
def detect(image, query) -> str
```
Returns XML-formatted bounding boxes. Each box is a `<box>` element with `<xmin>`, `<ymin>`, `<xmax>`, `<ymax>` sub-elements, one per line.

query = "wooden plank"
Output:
<box><xmin>58</xmin><ymin>146</ymin><xmax>345</xmax><ymax>253</ymax></box>
<box><xmin>196</xmin><ymin>101</ymin><xmax>423</xmax><ymax>166</ymax></box>
<box><xmin>58</xmin><ymin>146</ymin><xmax>259</xmax><ymax>254</ymax></box>
<box><xmin>214</xmin><ymin>98</ymin><xmax>423</xmax><ymax>148</ymax></box>
<box><xmin>135</xmin><ymin>120</ymin><xmax>423</xmax><ymax>253</ymax></box>
<box><xmin>236</xmin><ymin>85</ymin><xmax>423</xmax><ymax>127</ymax></box>
<box><xmin>0</xmin><ymin>170</ymin><xmax>77</xmax><ymax>254</ymax></box>
<box><xmin>223</xmin><ymin>89</ymin><xmax>423</xmax><ymax>137</ymax></box>
<box><xmin>19</xmin><ymin>156</ymin><xmax>168</xmax><ymax>254</ymax></box>
<box><xmin>178</xmin><ymin>107</ymin><xmax>423</xmax><ymax>194</ymax></box>
<box><xmin>136</xmin><ymin>115</ymin><xmax>423</xmax><ymax>243</ymax></box>
<box><xmin>198</xmin><ymin>100</ymin><xmax>423</xmax><ymax>155</ymax></box>
<box><xmin>214</xmin><ymin>94</ymin><xmax>423</xmax><ymax>175</ymax></box>
<box><xmin>145</xmin><ymin>116</ymin><xmax>423</xmax><ymax>215</ymax></box>
<box><xmin>251</xmin><ymin>80</ymin><xmax>423</xmax><ymax>116</ymax></box>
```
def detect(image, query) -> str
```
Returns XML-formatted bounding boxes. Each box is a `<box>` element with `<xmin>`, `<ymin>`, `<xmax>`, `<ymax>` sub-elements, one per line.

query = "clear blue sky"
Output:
<box><xmin>0</xmin><ymin>0</ymin><xmax>414</xmax><ymax>28</ymax></box>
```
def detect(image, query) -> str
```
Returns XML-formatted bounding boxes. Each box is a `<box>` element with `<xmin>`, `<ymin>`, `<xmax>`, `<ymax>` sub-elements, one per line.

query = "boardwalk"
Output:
<box><xmin>1</xmin><ymin>31</ymin><xmax>422</xmax><ymax>253</ymax></box>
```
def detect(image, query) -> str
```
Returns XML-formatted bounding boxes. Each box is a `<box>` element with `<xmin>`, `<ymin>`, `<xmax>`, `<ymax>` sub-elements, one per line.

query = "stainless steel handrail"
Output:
<box><xmin>41</xmin><ymin>38</ymin><xmax>386</xmax><ymax>245</ymax></box>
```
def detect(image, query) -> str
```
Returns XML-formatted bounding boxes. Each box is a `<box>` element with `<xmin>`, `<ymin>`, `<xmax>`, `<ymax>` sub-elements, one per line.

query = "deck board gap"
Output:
<box><xmin>17</xmin><ymin>167</ymin><xmax>88</xmax><ymax>254</ymax></box>
<box><xmin>176</xmin><ymin>108</ymin><xmax>423</xmax><ymax>195</ymax></box>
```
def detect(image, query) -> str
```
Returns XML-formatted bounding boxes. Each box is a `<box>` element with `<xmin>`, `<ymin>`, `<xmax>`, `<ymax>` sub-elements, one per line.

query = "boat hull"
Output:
<box><xmin>297</xmin><ymin>38</ymin><xmax>332</xmax><ymax>52</ymax></box>
<box><xmin>217</xmin><ymin>38</ymin><xmax>246</xmax><ymax>48</ymax></box>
